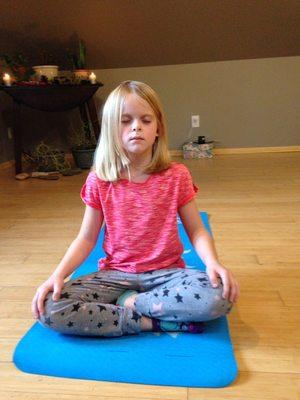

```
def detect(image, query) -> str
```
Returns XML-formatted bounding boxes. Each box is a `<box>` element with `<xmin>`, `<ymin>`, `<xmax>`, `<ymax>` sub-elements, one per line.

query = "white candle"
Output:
<box><xmin>3</xmin><ymin>73</ymin><xmax>11</xmax><ymax>86</ymax></box>
<box><xmin>89</xmin><ymin>72</ymin><xmax>97</xmax><ymax>84</ymax></box>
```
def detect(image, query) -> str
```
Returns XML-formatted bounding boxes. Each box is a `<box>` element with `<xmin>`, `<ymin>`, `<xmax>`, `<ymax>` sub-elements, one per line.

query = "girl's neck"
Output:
<box><xmin>129</xmin><ymin>164</ymin><xmax>146</xmax><ymax>174</ymax></box>
<box><xmin>128</xmin><ymin>153</ymin><xmax>152</xmax><ymax>173</ymax></box>
<box><xmin>121</xmin><ymin>160</ymin><xmax>151</xmax><ymax>182</ymax></box>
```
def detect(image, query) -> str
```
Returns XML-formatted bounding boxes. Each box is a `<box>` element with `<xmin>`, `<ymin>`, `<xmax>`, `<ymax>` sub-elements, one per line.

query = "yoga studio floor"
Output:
<box><xmin>0</xmin><ymin>152</ymin><xmax>299</xmax><ymax>399</ymax></box>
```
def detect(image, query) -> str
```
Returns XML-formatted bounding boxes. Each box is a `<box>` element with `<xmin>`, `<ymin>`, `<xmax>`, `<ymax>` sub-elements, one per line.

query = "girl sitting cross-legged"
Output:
<box><xmin>32</xmin><ymin>80</ymin><xmax>239</xmax><ymax>337</ymax></box>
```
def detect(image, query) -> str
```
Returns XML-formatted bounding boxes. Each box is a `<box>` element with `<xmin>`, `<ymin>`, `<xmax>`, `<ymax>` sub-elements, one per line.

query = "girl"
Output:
<box><xmin>32</xmin><ymin>80</ymin><xmax>239</xmax><ymax>337</ymax></box>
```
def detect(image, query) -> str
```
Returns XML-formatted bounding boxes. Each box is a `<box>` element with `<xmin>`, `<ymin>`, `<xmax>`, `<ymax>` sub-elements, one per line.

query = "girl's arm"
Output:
<box><xmin>32</xmin><ymin>205</ymin><xmax>104</xmax><ymax>318</ymax></box>
<box><xmin>178</xmin><ymin>199</ymin><xmax>239</xmax><ymax>303</ymax></box>
<box><xmin>52</xmin><ymin>205</ymin><xmax>104</xmax><ymax>280</ymax></box>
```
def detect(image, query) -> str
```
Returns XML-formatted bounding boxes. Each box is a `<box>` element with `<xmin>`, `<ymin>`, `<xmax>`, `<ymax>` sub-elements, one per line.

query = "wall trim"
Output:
<box><xmin>1</xmin><ymin>146</ymin><xmax>300</xmax><ymax>170</ymax></box>
<box><xmin>0</xmin><ymin>160</ymin><xmax>15</xmax><ymax>170</ymax></box>
<box><xmin>170</xmin><ymin>145</ymin><xmax>300</xmax><ymax>157</ymax></box>
<box><xmin>0</xmin><ymin>153</ymin><xmax>75</xmax><ymax>171</ymax></box>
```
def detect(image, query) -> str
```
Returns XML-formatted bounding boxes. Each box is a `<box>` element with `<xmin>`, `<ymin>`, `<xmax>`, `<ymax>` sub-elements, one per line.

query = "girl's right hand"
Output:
<box><xmin>31</xmin><ymin>274</ymin><xmax>65</xmax><ymax>319</ymax></box>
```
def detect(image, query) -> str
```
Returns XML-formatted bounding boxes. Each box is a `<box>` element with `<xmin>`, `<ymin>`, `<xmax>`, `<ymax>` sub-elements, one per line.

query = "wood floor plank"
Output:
<box><xmin>0</xmin><ymin>363</ymin><xmax>187</xmax><ymax>400</ymax></box>
<box><xmin>188</xmin><ymin>371</ymin><xmax>299</xmax><ymax>400</ymax></box>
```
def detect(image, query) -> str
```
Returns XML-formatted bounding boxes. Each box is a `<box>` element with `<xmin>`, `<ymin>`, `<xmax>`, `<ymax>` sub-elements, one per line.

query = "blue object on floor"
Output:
<box><xmin>13</xmin><ymin>212</ymin><xmax>238</xmax><ymax>387</ymax></box>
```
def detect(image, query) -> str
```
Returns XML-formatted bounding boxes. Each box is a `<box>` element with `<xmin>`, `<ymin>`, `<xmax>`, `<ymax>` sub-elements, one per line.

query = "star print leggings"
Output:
<box><xmin>38</xmin><ymin>267</ymin><xmax>233</xmax><ymax>337</ymax></box>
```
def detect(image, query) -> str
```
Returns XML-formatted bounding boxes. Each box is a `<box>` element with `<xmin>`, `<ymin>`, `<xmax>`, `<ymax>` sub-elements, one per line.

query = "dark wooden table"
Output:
<box><xmin>0</xmin><ymin>83</ymin><xmax>103</xmax><ymax>173</ymax></box>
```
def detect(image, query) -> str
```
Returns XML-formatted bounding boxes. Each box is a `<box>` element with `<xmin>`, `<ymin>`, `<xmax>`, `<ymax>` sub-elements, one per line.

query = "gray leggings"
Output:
<box><xmin>39</xmin><ymin>267</ymin><xmax>232</xmax><ymax>337</ymax></box>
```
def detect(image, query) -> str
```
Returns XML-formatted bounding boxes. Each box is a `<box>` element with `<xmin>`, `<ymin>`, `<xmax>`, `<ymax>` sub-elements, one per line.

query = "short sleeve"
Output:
<box><xmin>80</xmin><ymin>171</ymin><xmax>102</xmax><ymax>210</ymax></box>
<box><xmin>177</xmin><ymin>165</ymin><xmax>199</xmax><ymax>209</ymax></box>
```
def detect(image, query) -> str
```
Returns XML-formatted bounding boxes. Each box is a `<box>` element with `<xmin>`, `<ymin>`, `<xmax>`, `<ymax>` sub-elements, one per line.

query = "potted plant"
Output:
<box><xmin>23</xmin><ymin>141</ymin><xmax>70</xmax><ymax>172</ymax></box>
<box><xmin>70</xmin><ymin>120</ymin><xmax>97</xmax><ymax>169</ymax></box>
<box><xmin>67</xmin><ymin>39</ymin><xmax>90</xmax><ymax>80</ymax></box>
<box><xmin>33</xmin><ymin>50</ymin><xmax>59</xmax><ymax>81</ymax></box>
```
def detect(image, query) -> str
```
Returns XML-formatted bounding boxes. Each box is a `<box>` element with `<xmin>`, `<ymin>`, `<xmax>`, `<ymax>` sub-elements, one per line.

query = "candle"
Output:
<box><xmin>3</xmin><ymin>73</ymin><xmax>11</xmax><ymax>86</ymax></box>
<box><xmin>89</xmin><ymin>72</ymin><xmax>97</xmax><ymax>84</ymax></box>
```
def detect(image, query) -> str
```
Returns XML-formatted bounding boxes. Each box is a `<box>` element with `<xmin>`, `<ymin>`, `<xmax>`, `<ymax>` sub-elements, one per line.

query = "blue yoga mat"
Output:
<box><xmin>13</xmin><ymin>212</ymin><xmax>238</xmax><ymax>387</ymax></box>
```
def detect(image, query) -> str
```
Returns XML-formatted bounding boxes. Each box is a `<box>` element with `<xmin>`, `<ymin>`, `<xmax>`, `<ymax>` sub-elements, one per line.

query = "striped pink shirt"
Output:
<box><xmin>80</xmin><ymin>162</ymin><xmax>198</xmax><ymax>273</ymax></box>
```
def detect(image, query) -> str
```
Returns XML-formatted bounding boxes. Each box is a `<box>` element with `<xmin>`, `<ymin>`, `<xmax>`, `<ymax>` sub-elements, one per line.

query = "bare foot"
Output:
<box><xmin>124</xmin><ymin>294</ymin><xmax>137</xmax><ymax>310</ymax></box>
<box><xmin>140</xmin><ymin>316</ymin><xmax>153</xmax><ymax>331</ymax></box>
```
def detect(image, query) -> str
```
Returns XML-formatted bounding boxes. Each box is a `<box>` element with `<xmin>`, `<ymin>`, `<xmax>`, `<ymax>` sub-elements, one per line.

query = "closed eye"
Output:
<box><xmin>121</xmin><ymin>119</ymin><xmax>152</xmax><ymax>124</ymax></box>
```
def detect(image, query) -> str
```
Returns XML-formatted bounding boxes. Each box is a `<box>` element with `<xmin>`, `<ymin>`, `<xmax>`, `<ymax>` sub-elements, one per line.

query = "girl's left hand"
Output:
<box><xmin>206</xmin><ymin>262</ymin><xmax>240</xmax><ymax>303</ymax></box>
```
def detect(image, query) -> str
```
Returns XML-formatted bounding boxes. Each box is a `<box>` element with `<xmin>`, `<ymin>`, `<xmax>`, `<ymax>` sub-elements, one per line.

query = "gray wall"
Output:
<box><xmin>0</xmin><ymin>55</ymin><xmax>299</xmax><ymax>164</ymax></box>
<box><xmin>93</xmin><ymin>55</ymin><xmax>300</xmax><ymax>149</ymax></box>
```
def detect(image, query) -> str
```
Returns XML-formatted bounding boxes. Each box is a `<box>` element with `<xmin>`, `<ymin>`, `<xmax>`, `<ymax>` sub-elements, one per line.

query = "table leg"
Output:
<box><xmin>13</xmin><ymin>101</ymin><xmax>22</xmax><ymax>174</ymax></box>
<box><xmin>86</xmin><ymin>98</ymin><xmax>100</xmax><ymax>140</ymax></box>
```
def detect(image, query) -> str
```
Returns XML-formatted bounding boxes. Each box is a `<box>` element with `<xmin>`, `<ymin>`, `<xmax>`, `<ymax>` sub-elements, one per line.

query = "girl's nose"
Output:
<box><xmin>132</xmin><ymin>119</ymin><xmax>141</xmax><ymax>131</ymax></box>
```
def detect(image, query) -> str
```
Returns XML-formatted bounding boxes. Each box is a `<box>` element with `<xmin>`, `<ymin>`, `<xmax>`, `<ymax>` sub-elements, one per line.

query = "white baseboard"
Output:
<box><xmin>1</xmin><ymin>147</ymin><xmax>300</xmax><ymax>170</ymax></box>
<box><xmin>170</xmin><ymin>145</ymin><xmax>300</xmax><ymax>157</ymax></box>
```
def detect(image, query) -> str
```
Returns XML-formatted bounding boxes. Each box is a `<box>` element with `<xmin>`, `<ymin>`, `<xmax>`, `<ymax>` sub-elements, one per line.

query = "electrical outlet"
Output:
<box><xmin>191</xmin><ymin>115</ymin><xmax>200</xmax><ymax>128</ymax></box>
<box><xmin>7</xmin><ymin>127</ymin><xmax>13</xmax><ymax>139</ymax></box>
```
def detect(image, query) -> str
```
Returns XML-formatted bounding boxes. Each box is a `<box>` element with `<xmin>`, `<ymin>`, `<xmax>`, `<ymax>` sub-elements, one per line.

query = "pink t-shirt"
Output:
<box><xmin>80</xmin><ymin>162</ymin><xmax>198</xmax><ymax>273</ymax></box>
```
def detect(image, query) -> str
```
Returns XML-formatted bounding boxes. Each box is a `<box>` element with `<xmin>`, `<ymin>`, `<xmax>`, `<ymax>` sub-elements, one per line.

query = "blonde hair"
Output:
<box><xmin>93</xmin><ymin>80</ymin><xmax>172</xmax><ymax>182</ymax></box>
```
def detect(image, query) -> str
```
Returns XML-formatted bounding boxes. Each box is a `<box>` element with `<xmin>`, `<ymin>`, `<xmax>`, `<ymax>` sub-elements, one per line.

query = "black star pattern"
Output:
<box><xmin>60</xmin><ymin>292</ymin><xmax>70</xmax><ymax>299</ymax></box>
<box><xmin>163</xmin><ymin>289</ymin><xmax>170</xmax><ymax>297</ymax></box>
<box><xmin>97</xmin><ymin>305</ymin><xmax>107</xmax><ymax>312</ymax></box>
<box><xmin>113</xmin><ymin>320</ymin><xmax>119</xmax><ymax>326</ymax></box>
<box><xmin>197</xmin><ymin>279</ymin><xmax>208</xmax><ymax>287</ymax></box>
<box><xmin>44</xmin><ymin>317</ymin><xmax>53</xmax><ymax>326</ymax></box>
<box><xmin>67</xmin><ymin>321</ymin><xmax>74</xmax><ymax>327</ymax></box>
<box><xmin>72</xmin><ymin>303</ymin><xmax>81</xmax><ymax>312</ymax></box>
<box><xmin>112</xmin><ymin>310</ymin><xmax>117</xmax><ymax>315</ymax></box>
<box><xmin>89</xmin><ymin>310</ymin><xmax>93</xmax><ymax>315</ymax></box>
<box><xmin>92</xmin><ymin>293</ymin><xmax>99</xmax><ymax>300</ymax></box>
<box><xmin>164</xmin><ymin>273</ymin><xmax>176</xmax><ymax>278</ymax></box>
<box><xmin>175</xmin><ymin>293</ymin><xmax>183</xmax><ymax>303</ymax></box>
<box><xmin>90</xmin><ymin>319</ymin><xmax>93</xmax><ymax>322</ymax></box>
<box><xmin>194</xmin><ymin>293</ymin><xmax>201</xmax><ymax>300</ymax></box>
<box><xmin>182</xmin><ymin>280</ymin><xmax>186</xmax><ymax>285</ymax></box>
<box><xmin>149</xmin><ymin>272</ymin><xmax>174</xmax><ymax>283</ymax></box>
<box><xmin>174</xmin><ymin>315</ymin><xmax>178</xmax><ymax>319</ymax></box>
<box><xmin>61</xmin><ymin>312</ymin><xmax>65</xmax><ymax>316</ymax></box>
<box><xmin>198</xmin><ymin>277</ymin><xmax>208</xmax><ymax>282</ymax></box>
<box><xmin>97</xmin><ymin>322</ymin><xmax>103</xmax><ymax>328</ymax></box>
<box><xmin>131</xmin><ymin>311</ymin><xmax>141</xmax><ymax>323</ymax></box>
<box><xmin>226</xmin><ymin>305</ymin><xmax>232</xmax><ymax>313</ymax></box>
<box><xmin>154</xmin><ymin>293</ymin><xmax>158</xmax><ymax>297</ymax></box>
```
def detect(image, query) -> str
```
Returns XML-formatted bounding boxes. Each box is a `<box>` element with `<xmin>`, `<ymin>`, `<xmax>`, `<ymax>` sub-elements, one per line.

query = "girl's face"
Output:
<box><xmin>120</xmin><ymin>93</ymin><xmax>158</xmax><ymax>162</ymax></box>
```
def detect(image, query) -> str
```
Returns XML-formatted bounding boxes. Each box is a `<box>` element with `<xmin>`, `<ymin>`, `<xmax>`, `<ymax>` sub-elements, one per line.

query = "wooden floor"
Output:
<box><xmin>0</xmin><ymin>152</ymin><xmax>299</xmax><ymax>400</ymax></box>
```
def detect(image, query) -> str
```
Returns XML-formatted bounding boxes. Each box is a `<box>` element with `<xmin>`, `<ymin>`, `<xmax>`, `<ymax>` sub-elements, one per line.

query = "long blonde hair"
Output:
<box><xmin>93</xmin><ymin>80</ymin><xmax>172</xmax><ymax>182</ymax></box>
